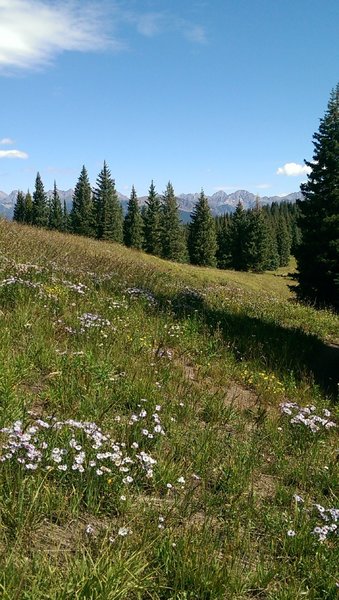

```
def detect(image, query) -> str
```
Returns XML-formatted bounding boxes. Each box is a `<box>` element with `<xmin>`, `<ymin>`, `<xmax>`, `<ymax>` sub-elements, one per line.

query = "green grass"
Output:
<box><xmin>0</xmin><ymin>219</ymin><xmax>338</xmax><ymax>599</ymax></box>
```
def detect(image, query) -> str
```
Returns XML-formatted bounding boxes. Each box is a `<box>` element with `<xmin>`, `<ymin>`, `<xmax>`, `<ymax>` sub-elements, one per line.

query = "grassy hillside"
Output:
<box><xmin>0</xmin><ymin>219</ymin><xmax>338</xmax><ymax>599</ymax></box>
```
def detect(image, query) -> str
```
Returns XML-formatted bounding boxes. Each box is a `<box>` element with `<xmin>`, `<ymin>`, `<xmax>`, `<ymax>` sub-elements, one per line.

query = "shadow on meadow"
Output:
<box><xmin>156</xmin><ymin>288</ymin><xmax>339</xmax><ymax>400</ymax></box>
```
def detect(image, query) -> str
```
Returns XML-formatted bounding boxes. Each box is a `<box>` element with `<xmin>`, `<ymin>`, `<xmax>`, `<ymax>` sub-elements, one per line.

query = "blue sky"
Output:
<box><xmin>0</xmin><ymin>0</ymin><xmax>338</xmax><ymax>197</ymax></box>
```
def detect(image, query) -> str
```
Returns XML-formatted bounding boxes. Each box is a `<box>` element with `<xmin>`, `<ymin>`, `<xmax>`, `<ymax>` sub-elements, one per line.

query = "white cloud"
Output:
<box><xmin>0</xmin><ymin>0</ymin><xmax>118</xmax><ymax>72</ymax></box>
<box><xmin>0</xmin><ymin>137</ymin><xmax>14</xmax><ymax>145</ymax></box>
<box><xmin>0</xmin><ymin>149</ymin><xmax>28</xmax><ymax>159</ymax></box>
<box><xmin>126</xmin><ymin>11</ymin><xmax>207</xmax><ymax>44</ymax></box>
<box><xmin>255</xmin><ymin>183</ymin><xmax>271</xmax><ymax>190</ymax></box>
<box><xmin>134</xmin><ymin>13</ymin><xmax>164</xmax><ymax>37</ymax></box>
<box><xmin>183</xmin><ymin>24</ymin><xmax>207</xmax><ymax>44</ymax></box>
<box><xmin>276</xmin><ymin>162</ymin><xmax>312</xmax><ymax>176</ymax></box>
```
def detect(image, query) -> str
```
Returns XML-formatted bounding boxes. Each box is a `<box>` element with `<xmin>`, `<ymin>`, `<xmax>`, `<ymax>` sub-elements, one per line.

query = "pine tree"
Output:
<box><xmin>93</xmin><ymin>162</ymin><xmax>123</xmax><ymax>242</ymax></box>
<box><xmin>24</xmin><ymin>191</ymin><xmax>33</xmax><ymax>224</ymax></box>
<box><xmin>246</xmin><ymin>202</ymin><xmax>272</xmax><ymax>272</ymax></box>
<box><xmin>143</xmin><ymin>181</ymin><xmax>162</xmax><ymax>255</ymax></box>
<box><xmin>160</xmin><ymin>182</ymin><xmax>186</xmax><ymax>261</ymax></box>
<box><xmin>123</xmin><ymin>186</ymin><xmax>144</xmax><ymax>249</ymax></box>
<box><xmin>62</xmin><ymin>200</ymin><xmax>70</xmax><ymax>232</ymax></box>
<box><xmin>32</xmin><ymin>172</ymin><xmax>48</xmax><ymax>227</ymax></box>
<box><xmin>216</xmin><ymin>214</ymin><xmax>232</xmax><ymax>269</ymax></box>
<box><xmin>276</xmin><ymin>213</ymin><xmax>291</xmax><ymax>267</ymax></box>
<box><xmin>229</xmin><ymin>202</ymin><xmax>251</xmax><ymax>270</ymax></box>
<box><xmin>295</xmin><ymin>84</ymin><xmax>339</xmax><ymax>309</ymax></box>
<box><xmin>13</xmin><ymin>191</ymin><xmax>26</xmax><ymax>223</ymax></box>
<box><xmin>70</xmin><ymin>166</ymin><xmax>95</xmax><ymax>237</ymax></box>
<box><xmin>188</xmin><ymin>190</ymin><xmax>217</xmax><ymax>266</ymax></box>
<box><xmin>49</xmin><ymin>181</ymin><xmax>63</xmax><ymax>231</ymax></box>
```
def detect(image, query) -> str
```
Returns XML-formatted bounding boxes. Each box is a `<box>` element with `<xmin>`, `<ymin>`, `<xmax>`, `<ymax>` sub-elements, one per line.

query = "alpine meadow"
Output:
<box><xmin>1</xmin><ymin>0</ymin><xmax>339</xmax><ymax>596</ymax></box>
<box><xmin>0</xmin><ymin>84</ymin><xmax>338</xmax><ymax>598</ymax></box>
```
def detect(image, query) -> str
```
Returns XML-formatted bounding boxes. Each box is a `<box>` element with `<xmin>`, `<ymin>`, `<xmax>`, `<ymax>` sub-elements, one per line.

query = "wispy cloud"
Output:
<box><xmin>182</xmin><ymin>24</ymin><xmax>207</xmax><ymax>44</ymax></box>
<box><xmin>0</xmin><ymin>0</ymin><xmax>119</xmax><ymax>73</ymax></box>
<box><xmin>0</xmin><ymin>137</ymin><xmax>14</xmax><ymax>145</ymax></box>
<box><xmin>0</xmin><ymin>149</ymin><xmax>28</xmax><ymax>159</ymax></box>
<box><xmin>255</xmin><ymin>183</ymin><xmax>271</xmax><ymax>190</ymax></box>
<box><xmin>134</xmin><ymin>13</ymin><xmax>164</xmax><ymax>37</ymax></box>
<box><xmin>126</xmin><ymin>10</ymin><xmax>207</xmax><ymax>44</ymax></box>
<box><xmin>276</xmin><ymin>162</ymin><xmax>311</xmax><ymax>176</ymax></box>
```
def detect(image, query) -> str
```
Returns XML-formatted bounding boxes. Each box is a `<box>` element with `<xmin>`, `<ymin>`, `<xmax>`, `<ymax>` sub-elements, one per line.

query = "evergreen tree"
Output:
<box><xmin>24</xmin><ymin>191</ymin><xmax>33</xmax><ymax>224</ymax></box>
<box><xmin>70</xmin><ymin>166</ymin><xmax>95</xmax><ymax>237</ymax></box>
<box><xmin>229</xmin><ymin>202</ymin><xmax>251</xmax><ymax>270</ymax></box>
<box><xmin>143</xmin><ymin>181</ymin><xmax>162</xmax><ymax>255</ymax></box>
<box><xmin>295</xmin><ymin>84</ymin><xmax>339</xmax><ymax>309</ymax></box>
<box><xmin>32</xmin><ymin>172</ymin><xmax>48</xmax><ymax>227</ymax></box>
<box><xmin>123</xmin><ymin>185</ymin><xmax>144</xmax><ymax>249</ymax></box>
<box><xmin>49</xmin><ymin>181</ymin><xmax>63</xmax><ymax>231</ymax></box>
<box><xmin>62</xmin><ymin>200</ymin><xmax>70</xmax><ymax>232</ymax></box>
<box><xmin>160</xmin><ymin>182</ymin><xmax>186</xmax><ymax>261</ymax></box>
<box><xmin>93</xmin><ymin>162</ymin><xmax>123</xmax><ymax>242</ymax></box>
<box><xmin>188</xmin><ymin>190</ymin><xmax>217</xmax><ymax>266</ymax></box>
<box><xmin>276</xmin><ymin>213</ymin><xmax>291</xmax><ymax>267</ymax></box>
<box><xmin>246</xmin><ymin>202</ymin><xmax>272</xmax><ymax>272</ymax></box>
<box><xmin>216</xmin><ymin>214</ymin><xmax>232</xmax><ymax>269</ymax></box>
<box><xmin>13</xmin><ymin>191</ymin><xmax>26</xmax><ymax>223</ymax></box>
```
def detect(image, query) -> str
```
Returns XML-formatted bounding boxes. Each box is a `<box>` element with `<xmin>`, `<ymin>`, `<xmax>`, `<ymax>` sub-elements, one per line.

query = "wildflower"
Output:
<box><xmin>177</xmin><ymin>476</ymin><xmax>185</xmax><ymax>484</ymax></box>
<box><xmin>293</xmin><ymin>494</ymin><xmax>304</xmax><ymax>503</ymax></box>
<box><xmin>85</xmin><ymin>524</ymin><xmax>94</xmax><ymax>535</ymax></box>
<box><xmin>118</xmin><ymin>527</ymin><xmax>132</xmax><ymax>537</ymax></box>
<box><xmin>287</xmin><ymin>530</ymin><xmax>296</xmax><ymax>537</ymax></box>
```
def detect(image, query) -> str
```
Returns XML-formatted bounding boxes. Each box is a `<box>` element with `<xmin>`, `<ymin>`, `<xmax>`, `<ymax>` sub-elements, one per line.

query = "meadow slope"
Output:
<box><xmin>0</xmin><ymin>219</ymin><xmax>338</xmax><ymax>599</ymax></box>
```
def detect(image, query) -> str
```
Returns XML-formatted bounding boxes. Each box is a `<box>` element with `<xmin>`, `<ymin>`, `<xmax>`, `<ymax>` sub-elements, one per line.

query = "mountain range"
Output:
<box><xmin>0</xmin><ymin>188</ymin><xmax>302</xmax><ymax>223</ymax></box>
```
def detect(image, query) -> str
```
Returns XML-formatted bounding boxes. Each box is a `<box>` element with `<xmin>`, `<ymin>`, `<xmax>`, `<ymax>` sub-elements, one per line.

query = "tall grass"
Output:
<box><xmin>0</xmin><ymin>219</ymin><xmax>338</xmax><ymax>599</ymax></box>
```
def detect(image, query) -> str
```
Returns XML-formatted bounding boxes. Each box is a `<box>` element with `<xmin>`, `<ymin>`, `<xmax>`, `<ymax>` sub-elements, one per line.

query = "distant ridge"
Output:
<box><xmin>0</xmin><ymin>188</ymin><xmax>302</xmax><ymax>222</ymax></box>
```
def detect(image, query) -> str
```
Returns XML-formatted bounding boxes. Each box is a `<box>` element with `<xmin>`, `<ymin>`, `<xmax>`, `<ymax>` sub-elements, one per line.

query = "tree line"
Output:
<box><xmin>13</xmin><ymin>162</ymin><xmax>300</xmax><ymax>273</ymax></box>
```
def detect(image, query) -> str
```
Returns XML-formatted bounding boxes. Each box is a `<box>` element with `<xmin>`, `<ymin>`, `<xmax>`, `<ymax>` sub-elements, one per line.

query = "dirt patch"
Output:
<box><xmin>251</xmin><ymin>472</ymin><xmax>277</xmax><ymax>500</ymax></box>
<box><xmin>224</xmin><ymin>383</ymin><xmax>258</xmax><ymax>410</ymax></box>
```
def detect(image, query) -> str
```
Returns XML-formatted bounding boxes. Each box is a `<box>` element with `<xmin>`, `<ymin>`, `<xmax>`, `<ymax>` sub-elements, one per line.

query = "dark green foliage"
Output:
<box><xmin>123</xmin><ymin>186</ymin><xmax>144</xmax><ymax>249</ymax></box>
<box><xmin>13</xmin><ymin>191</ymin><xmax>26</xmax><ymax>223</ymax></box>
<box><xmin>24</xmin><ymin>191</ymin><xmax>33</xmax><ymax>225</ymax></box>
<box><xmin>48</xmin><ymin>181</ymin><xmax>63</xmax><ymax>231</ymax></box>
<box><xmin>62</xmin><ymin>200</ymin><xmax>70</xmax><ymax>232</ymax></box>
<box><xmin>188</xmin><ymin>190</ymin><xmax>217</xmax><ymax>266</ymax></box>
<box><xmin>216</xmin><ymin>214</ymin><xmax>232</xmax><ymax>269</ymax></box>
<box><xmin>229</xmin><ymin>202</ymin><xmax>250</xmax><ymax>270</ymax></box>
<box><xmin>143</xmin><ymin>181</ymin><xmax>162</xmax><ymax>256</ymax></box>
<box><xmin>245</xmin><ymin>203</ymin><xmax>274</xmax><ymax>272</ymax></box>
<box><xmin>160</xmin><ymin>182</ymin><xmax>186</xmax><ymax>262</ymax></box>
<box><xmin>70</xmin><ymin>166</ymin><xmax>95</xmax><ymax>237</ymax></box>
<box><xmin>32</xmin><ymin>172</ymin><xmax>48</xmax><ymax>228</ymax></box>
<box><xmin>93</xmin><ymin>162</ymin><xmax>123</xmax><ymax>243</ymax></box>
<box><xmin>276</xmin><ymin>214</ymin><xmax>291</xmax><ymax>267</ymax></box>
<box><xmin>295</xmin><ymin>83</ymin><xmax>339</xmax><ymax>310</ymax></box>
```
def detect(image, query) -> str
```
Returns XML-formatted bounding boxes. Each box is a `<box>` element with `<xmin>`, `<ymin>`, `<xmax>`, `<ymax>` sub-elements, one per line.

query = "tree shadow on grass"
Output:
<box><xmin>156</xmin><ymin>288</ymin><xmax>339</xmax><ymax>400</ymax></box>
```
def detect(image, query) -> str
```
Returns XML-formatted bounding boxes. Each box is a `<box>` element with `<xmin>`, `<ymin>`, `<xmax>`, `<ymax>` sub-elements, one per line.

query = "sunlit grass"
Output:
<box><xmin>0</xmin><ymin>219</ymin><xmax>338</xmax><ymax>599</ymax></box>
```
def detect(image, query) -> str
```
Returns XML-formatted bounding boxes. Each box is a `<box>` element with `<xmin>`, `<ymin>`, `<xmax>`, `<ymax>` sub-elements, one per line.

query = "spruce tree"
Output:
<box><xmin>24</xmin><ymin>191</ymin><xmax>33</xmax><ymax>224</ymax></box>
<box><xmin>216</xmin><ymin>214</ymin><xmax>232</xmax><ymax>269</ymax></box>
<box><xmin>70</xmin><ymin>166</ymin><xmax>95</xmax><ymax>237</ymax></box>
<box><xmin>13</xmin><ymin>191</ymin><xmax>26</xmax><ymax>223</ymax></box>
<box><xmin>276</xmin><ymin>213</ymin><xmax>291</xmax><ymax>267</ymax></box>
<box><xmin>229</xmin><ymin>202</ymin><xmax>250</xmax><ymax>270</ymax></box>
<box><xmin>32</xmin><ymin>172</ymin><xmax>48</xmax><ymax>227</ymax></box>
<box><xmin>295</xmin><ymin>83</ymin><xmax>339</xmax><ymax>309</ymax></box>
<box><xmin>62</xmin><ymin>200</ymin><xmax>70</xmax><ymax>232</ymax></box>
<box><xmin>188</xmin><ymin>190</ymin><xmax>217</xmax><ymax>266</ymax></box>
<box><xmin>123</xmin><ymin>186</ymin><xmax>144</xmax><ymax>249</ymax></box>
<box><xmin>93</xmin><ymin>162</ymin><xmax>123</xmax><ymax>242</ymax></box>
<box><xmin>143</xmin><ymin>181</ymin><xmax>162</xmax><ymax>255</ymax></box>
<box><xmin>246</xmin><ymin>202</ymin><xmax>272</xmax><ymax>272</ymax></box>
<box><xmin>49</xmin><ymin>181</ymin><xmax>63</xmax><ymax>231</ymax></box>
<box><xmin>160</xmin><ymin>182</ymin><xmax>186</xmax><ymax>261</ymax></box>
